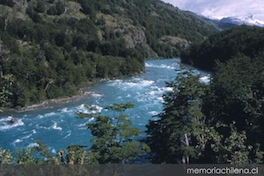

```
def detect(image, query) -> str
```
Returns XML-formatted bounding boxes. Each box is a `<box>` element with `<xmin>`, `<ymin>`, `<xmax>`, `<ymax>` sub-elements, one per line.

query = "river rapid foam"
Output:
<box><xmin>0</xmin><ymin>59</ymin><xmax>209</xmax><ymax>152</ymax></box>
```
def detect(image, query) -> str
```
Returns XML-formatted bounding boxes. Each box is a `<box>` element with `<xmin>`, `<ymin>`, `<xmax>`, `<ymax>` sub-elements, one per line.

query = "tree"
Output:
<box><xmin>55</xmin><ymin>2</ymin><xmax>65</xmax><ymax>15</ymax></box>
<box><xmin>35</xmin><ymin>1</ymin><xmax>46</xmax><ymax>13</ymax></box>
<box><xmin>47</xmin><ymin>0</ymin><xmax>55</xmax><ymax>3</ymax></box>
<box><xmin>0</xmin><ymin>41</ymin><xmax>10</xmax><ymax>78</ymax></box>
<box><xmin>202</xmin><ymin>55</ymin><xmax>264</xmax><ymax>163</ymax></box>
<box><xmin>0</xmin><ymin>148</ymin><xmax>12</xmax><ymax>164</ymax></box>
<box><xmin>0</xmin><ymin>74</ymin><xmax>14</xmax><ymax>107</ymax></box>
<box><xmin>14</xmin><ymin>141</ymin><xmax>87</xmax><ymax>165</ymax></box>
<box><xmin>208</xmin><ymin>121</ymin><xmax>264</xmax><ymax>164</ymax></box>
<box><xmin>77</xmin><ymin>102</ymin><xmax>150</xmax><ymax>164</ymax></box>
<box><xmin>0</xmin><ymin>0</ymin><xmax>15</xmax><ymax>7</ymax></box>
<box><xmin>146</xmin><ymin>66</ymin><xmax>264</xmax><ymax>164</ymax></box>
<box><xmin>146</xmin><ymin>70</ymin><xmax>207</xmax><ymax>164</ymax></box>
<box><xmin>47</xmin><ymin>6</ymin><xmax>57</xmax><ymax>15</ymax></box>
<box><xmin>0</xmin><ymin>42</ymin><xmax>13</xmax><ymax>107</ymax></box>
<box><xmin>181</xmin><ymin>26</ymin><xmax>264</xmax><ymax>71</ymax></box>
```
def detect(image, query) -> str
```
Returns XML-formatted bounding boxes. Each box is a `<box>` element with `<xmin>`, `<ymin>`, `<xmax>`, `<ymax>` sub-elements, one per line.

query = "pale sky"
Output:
<box><xmin>161</xmin><ymin>0</ymin><xmax>264</xmax><ymax>20</ymax></box>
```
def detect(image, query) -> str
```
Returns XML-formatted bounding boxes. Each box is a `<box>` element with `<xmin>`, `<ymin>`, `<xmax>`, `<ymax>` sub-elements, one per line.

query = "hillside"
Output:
<box><xmin>181</xmin><ymin>25</ymin><xmax>264</xmax><ymax>71</ymax></box>
<box><xmin>0</xmin><ymin>0</ymin><xmax>219</xmax><ymax>108</ymax></box>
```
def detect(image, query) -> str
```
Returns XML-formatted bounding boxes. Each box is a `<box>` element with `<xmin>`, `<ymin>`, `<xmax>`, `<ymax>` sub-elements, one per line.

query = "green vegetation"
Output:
<box><xmin>1</xmin><ymin>56</ymin><xmax>264</xmax><ymax>165</ymax></box>
<box><xmin>201</xmin><ymin>55</ymin><xmax>264</xmax><ymax>163</ymax></box>
<box><xmin>145</xmin><ymin>26</ymin><xmax>264</xmax><ymax>164</ymax></box>
<box><xmin>3</xmin><ymin>53</ymin><xmax>263</xmax><ymax>165</ymax></box>
<box><xmin>4</xmin><ymin>0</ymin><xmax>262</xmax><ymax>166</ymax></box>
<box><xmin>0</xmin><ymin>0</ymin><xmax>15</xmax><ymax>7</ymax></box>
<box><xmin>85</xmin><ymin>102</ymin><xmax>150</xmax><ymax>164</ymax></box>
<box><xmin>0</xmin><ymin>103</ymin><xmax>149</xmax><ymax>165</ymax></box>
<box><xmin>146</xmin><ymin>57</ymin><xmax>264</xmax><ymax>163</ymax></box>
<box><xmin>0</xmin><ymin>0</ymin><xmax>218</xmax><ymax>109</ymax></box>
<box><xmin>146</xmin><ymin>71</ymin><xmax>207</xmax><ymax>164</ymax></box>
<box><xmin>181</xmin><ymin>25</ymin><xmax>264</xmax><ymax>71</ymax></box>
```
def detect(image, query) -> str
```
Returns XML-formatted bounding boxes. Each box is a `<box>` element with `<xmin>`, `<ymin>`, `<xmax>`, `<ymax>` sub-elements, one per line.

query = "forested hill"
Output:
<box><xmin>0</xmin><ymin>0</ymin><xmax>218</xmax><ymax>108</ymax></box>
<box><xmin>181</xmin><ymin>25</ymin><xmax>264</xmax><ymax>71</ymax></box>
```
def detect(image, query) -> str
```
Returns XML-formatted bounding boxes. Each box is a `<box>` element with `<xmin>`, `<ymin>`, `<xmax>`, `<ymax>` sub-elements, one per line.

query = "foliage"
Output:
<box><xmin>178</xmin><ymin>25</ymin><xmax>264</xmax><ymax>164</ymax></box>
<box><xmin>0</xmin><ymin>148</ymin><xmax>12</xmax><ymax>164</ymax></box>
<box><xmin>0</xmin><ymin>74</ymin><xmax>14</xmax><ymax>106</ymax></box>
<box><xmin>146</xmin><ymin>70</ymin><xmax>207</xmax><ymax>163</ymax></box>
<box><xmin>146</xmin><ymin>55</ymin><xmax>264</xmax><ymax>164</ymax></box>
<box><xmin>0</xmin><ymin>103</ymin><xmax>149</xmax><ymax>165</ymax></box>
<box><xmin>181</xmin><ymin>25</ymin><xmax>264</xmax><ymax>71</ymax></box>
<box><xmin>0</xmin><ymin>0</ymin><xmax>14</xmax><ymax>7</ymax></box>
<box><xmin>208</xmin><ymin>122</ymin><xmax>264</xmax><ymax>164</ymax></box>
<box><xmin>78</xmin><ymin>102</ymin><xmax>150</xmax><ymax>164</ymax></box>
<box><xmin>0</xmin><ymin>0</ymin><xmax>218</xmax><ymax>108</ymax></box>
<box><xmin>201</xmin><ymin>55</ymin><xmax>264</xmax><ymax>163</ymax></box>
<box><xmin>35</xmin><ymin>1</ymin><xmax>46</xmax><ymax>13</ymax></box>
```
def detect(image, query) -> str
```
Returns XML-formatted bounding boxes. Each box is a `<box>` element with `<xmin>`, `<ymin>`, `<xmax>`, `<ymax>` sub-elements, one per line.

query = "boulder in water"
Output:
<box><xmin>9</xmin><ymin>118</ymin><xmax>18</xmax><ymax>124</ymax></box>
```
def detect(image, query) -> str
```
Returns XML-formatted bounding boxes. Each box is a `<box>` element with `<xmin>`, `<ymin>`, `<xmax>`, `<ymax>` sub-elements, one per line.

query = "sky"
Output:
<box><xmin>161</xmin><ymin>0</ymin><xmax>264</xmax><ymax>20</ymax></box>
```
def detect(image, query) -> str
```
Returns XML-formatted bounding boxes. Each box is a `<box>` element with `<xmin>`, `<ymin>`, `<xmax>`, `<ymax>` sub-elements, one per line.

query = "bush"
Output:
<box><xmin>47</xmin><ymin>0</ymin><xmax>55</xmax><ymax>3</ymax></box>
<box><xmin>55</xmin><ymin>2</ymin><xmax>65</xmax><ymax>15</ymax></box>
<box><xmin>0</xmin><ymin>0</ymin><xmax>15</xmax><ymax>7</ymax></box>
<box><xmin>35</xmin><ymin>1</ymin><xmax>46</xmax><ymax>13</ymax></box>
<box><xmin>47</xmin><ymin>6</ymin><xmax>57</xmax><ymax>15</ymax></box>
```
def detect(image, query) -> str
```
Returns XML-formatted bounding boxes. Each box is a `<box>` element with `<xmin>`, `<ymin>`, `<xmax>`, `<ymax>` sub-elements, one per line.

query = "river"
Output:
<box><xmin>0</xmin><ymin>59</ymin><xmax>209</xmax><ymax>153</ymax></box>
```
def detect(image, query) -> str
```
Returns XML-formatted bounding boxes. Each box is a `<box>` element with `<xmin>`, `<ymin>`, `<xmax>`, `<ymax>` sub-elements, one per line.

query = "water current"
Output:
<box><xmin>0</xmin><ymin>59</ymin><xmax>209</xmax><ymax>153</ymax></box>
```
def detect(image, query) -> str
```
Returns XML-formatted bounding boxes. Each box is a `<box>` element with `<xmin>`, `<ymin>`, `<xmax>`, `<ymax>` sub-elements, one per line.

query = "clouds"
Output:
<box><xmin>162</xmin><ymin>0</ymin><xmax>264</xmax><ymax>20</ymax></box>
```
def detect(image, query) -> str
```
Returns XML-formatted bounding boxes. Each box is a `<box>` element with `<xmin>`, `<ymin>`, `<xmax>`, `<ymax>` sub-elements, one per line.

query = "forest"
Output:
<box><xmin>147</xmin><ymin>57</ymin><xmax>264</xmax><ymax>164</ymax></box>
<box><xmin>181</xmin><ymin>25</ymin><xmax>264</xmax><ymax>71</ymax></box>
<box><xmin>0</xmin><ymin>0</ymin><xmax>218</xmax><ymax>109</ymax></box>
<box><xmin>145</xmin><ymin>26</ymin><xmax>264</xmax><ymax>164</ymax></box>
<box><xmin>1</xmin><ymin>24</ymin><xmax>264</xmax><ymax>166</ymax></box>
<box><xmin>2</xmin><ymin>0</ymin><xmax>264</xmax><ymax>171</ymax></box>
<box><xmin>1</xmin><ymin>53</ymin><xmax>264</xmax><ymax>166</ymax></box>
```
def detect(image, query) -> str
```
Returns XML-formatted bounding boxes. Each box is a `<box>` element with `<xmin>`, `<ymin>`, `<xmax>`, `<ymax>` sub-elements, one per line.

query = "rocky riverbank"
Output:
<box><xmin>0</xmin><ymin>90</ymin><xmax>92</xmax><ymax>113</ymax></box>
<box><xmin>0</xmin><ymin>73</ymin><xmax>142</xmax><ymax>113</ymax></box>
<box><xmin>18</xmin><ymin>90</ymin><xmax>94</xmax><ymax>112</ymax></box>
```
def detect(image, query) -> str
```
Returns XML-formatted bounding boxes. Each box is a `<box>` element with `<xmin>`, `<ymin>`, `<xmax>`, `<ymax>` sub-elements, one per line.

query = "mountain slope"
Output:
<box><xmin>181</xmin><ymin>25</ymin><xmax>264</xmax><ymax>71</ymax></box>
<box><xmin>0</xmin><ymin>0</ymin><xmax>219</xmax><ymax>108</ymax></box>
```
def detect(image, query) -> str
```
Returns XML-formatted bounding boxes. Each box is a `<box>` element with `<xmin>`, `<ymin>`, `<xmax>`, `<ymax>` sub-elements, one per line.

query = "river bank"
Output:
<box><xmin>18</xmin><ymin>91</ymin><xmax>91</xmax><ymax>112</ymax></box>
<box><xmin>0</xmin><ymin>71</ymin><xmax>144</xmax><ymax>113</ymax></box>
<box><xmin>0</xmin><ymin>81</ymin><xmax>96</xmax><ymax>114</ymax></box>
<box><xmin>15</xmin><ymin>74</ymin><xmax>143</xmax><ymax>112</ymax></box>
<box><xmin>0</xmin><ymin>91</ymin><xmax>89</xmax><ymax>114</ymax></box>
<box><xmin>0</xmin><ymin>59</ymin><xmax>188</xmax><ymax>152</ymax></box>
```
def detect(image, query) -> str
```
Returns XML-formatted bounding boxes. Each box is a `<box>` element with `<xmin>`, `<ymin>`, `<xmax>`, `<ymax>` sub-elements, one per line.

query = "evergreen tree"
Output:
<box><xmin>146</xmin><ymin>66</ymin><xmax>264</xmax><ymax>164</ymax></box>
<box><xmin>202</xmin><ymin>55</ymin><xmax>264</xmax><ymax>163</ymax></box>
<box><xmin>77</xmin><ymin>102</ymin><xmax>150</xmax><ymax>164</ymax></box>
<box><xmin>146</xmin><ymin>70</ymin><xmax>207</xmax><ymax>163</ymax></box>
<box><xmin>181</xmin><ymin>26</ymin><xmax>264</xmax><ymax>71</ymax></box>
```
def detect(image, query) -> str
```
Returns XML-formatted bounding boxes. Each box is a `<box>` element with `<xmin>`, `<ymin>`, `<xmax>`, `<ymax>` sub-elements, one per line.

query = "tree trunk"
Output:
<box><xmin>0</xmin><ymin>65</ymin><xmax>3</xmax><ymax>78</ymax></box>
<box><xmin>182</xmin><ymin>133</ymin><xmax>190</xmax><ymax>164</ymax></box>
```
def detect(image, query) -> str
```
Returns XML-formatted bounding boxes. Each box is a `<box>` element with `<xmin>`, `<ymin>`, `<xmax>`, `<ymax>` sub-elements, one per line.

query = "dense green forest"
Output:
<box><xmin>143</xmin><ymin>25</ymin><xmax>264</xmax><ymax>164</ymax></box>
<box><xmin>181</xmin><ymin>25</ymin><xmax>264</xmax><ymax>71</ymax></box>
<box><xmin>1</xmin><ymin>54</ymin><xmax>264</xmax><ymax>165</ymax></box>
<box><xmin>146</xmin><ymin>58</ymin><xmax>264</xmax><ymax>163</ymax></box>
<box><xmin>2</xmin><ymin>0</ymin><xmax>264</xmax><ymax>168</ymax></box>
<box><xmin>0</xmin><ymin>0</ymin><xmax>218</xmax><ymax>109</ymax></box>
